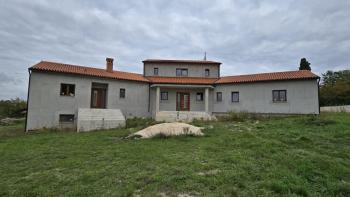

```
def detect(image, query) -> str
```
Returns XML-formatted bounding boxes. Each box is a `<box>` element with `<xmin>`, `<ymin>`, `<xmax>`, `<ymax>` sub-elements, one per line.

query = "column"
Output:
<box><xmin>205</xmin><ymin>87</ymin><xmax>209</xmax><ymax>113</ymax></box>
<box><xmin>156</xmin><ymin>86</ymin><xmax>160</xmax><ymax>113</ymax></box>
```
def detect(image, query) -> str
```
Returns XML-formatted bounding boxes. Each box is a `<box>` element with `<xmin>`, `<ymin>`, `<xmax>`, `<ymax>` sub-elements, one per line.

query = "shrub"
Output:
<box><xmin>125</xmin><ymin>117</ymin><xmax>156</xmax><ymax>128</ymax></box>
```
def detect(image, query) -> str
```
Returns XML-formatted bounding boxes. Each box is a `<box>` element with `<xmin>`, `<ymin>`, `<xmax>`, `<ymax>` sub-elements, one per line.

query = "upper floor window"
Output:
<box><xmin>216</xmin><ymin>92</ymin><xmax>222</xmax><ymax>102</ymax></box>
<box><xmin>196</xmin><ymin>92</ymin><xmax>204</xmax><ymax>101</ymax></box>
<box><xmin>161</xmin><ymin>92</ymin><xmax>168</xmax><ymax>100</ymax></box>
<box><xmin>154</xmin><ymin>68</ymin><xmax>159</xmax><ymax>75</ymax></box>
<box><xmin>176</xmin><ymin>68</ymin><xmax>188</xmax><ymax>76</ymax></box>
<box><xmin>231</xmin><ymin>92</ymin><xmax>239</xmax><ymax>102</ymax></box>
<box><xmin>205</xmin><ymin>69</ymin><xmax>210</xmax><ymax>77</ymax></box>
<box><xmin>120</xmin><ymin>88</ymin><xmax>126</xmax><ymax>99</ymax></box>
<box><xmin>272</xmin><ymin>90</ymin><xmax>287</xmax><ymax>102</ymax></box>
<box><xmin>60</xmin><ymin>83</ymin><xmax>75</xmax><ymax>96</ymax></box>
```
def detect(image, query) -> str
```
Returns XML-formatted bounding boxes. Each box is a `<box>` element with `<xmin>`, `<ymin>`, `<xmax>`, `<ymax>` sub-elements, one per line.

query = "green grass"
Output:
<box><xmin>0</xmin><ymin>113</ymin><xmax>350</xmax><ymax>196</ymax></box>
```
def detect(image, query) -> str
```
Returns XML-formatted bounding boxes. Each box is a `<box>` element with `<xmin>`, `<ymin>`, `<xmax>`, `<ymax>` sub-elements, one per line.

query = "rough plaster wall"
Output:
<box><xmin>144</xmin><ymin>63</ymin><xmax>220</xmax><ymax>78</ymax></box>
<box><xmin>212</xmin><ymin>80</ymin><xmax>319</xmax><ymax>114</ymax></box>
<box><xmin>26</xmin><ymin>71</ymin><xmax>150</xmax><ymax>131</ymax></box>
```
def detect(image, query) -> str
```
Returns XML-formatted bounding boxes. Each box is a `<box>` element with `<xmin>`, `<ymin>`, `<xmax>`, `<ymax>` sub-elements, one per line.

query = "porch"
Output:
<box><xmin>151</xmin><ymin>84</ymin><xmax>214</xmax><ymax>122</ymax></box>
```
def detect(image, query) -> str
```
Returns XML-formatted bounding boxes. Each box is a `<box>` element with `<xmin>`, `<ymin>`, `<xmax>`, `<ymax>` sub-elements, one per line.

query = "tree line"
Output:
<box><xmin>0</xmin><ymin>98</ymin><xmax>27</xmax><ymax>119</ymax></box>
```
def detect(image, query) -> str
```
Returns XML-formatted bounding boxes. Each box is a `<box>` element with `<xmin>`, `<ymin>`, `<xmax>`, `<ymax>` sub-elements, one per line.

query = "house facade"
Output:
<box><xmin>26</xmin><ymin>58</ymin><xmax>320</xmax><ymax>131</ymax></box>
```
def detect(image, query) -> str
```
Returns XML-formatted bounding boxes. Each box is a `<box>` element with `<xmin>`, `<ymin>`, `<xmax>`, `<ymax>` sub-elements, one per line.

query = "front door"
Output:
<box><xmin>91</xmin><ymin>83</ymin><xmax>107</xmax><ymax>108</ymax></box>
<box><xmin>176</xmin><ymin>92</ymin><xmax>190</xmax><ymax>111</ymax></box>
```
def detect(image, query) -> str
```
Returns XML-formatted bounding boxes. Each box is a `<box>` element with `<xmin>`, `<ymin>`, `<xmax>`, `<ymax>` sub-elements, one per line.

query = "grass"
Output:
<box><xmin>0</xmin><ymin>113</ymin><xmax>350</xmax><ymax>196</ymax></box>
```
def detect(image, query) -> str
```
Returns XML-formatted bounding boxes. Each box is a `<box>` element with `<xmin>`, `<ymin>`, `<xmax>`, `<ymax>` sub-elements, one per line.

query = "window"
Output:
<box><xmin>272</xmin><ymin>90</ymin><xmax>287</xmax><ymax>102</ymax></box>
<box><xmin>154</xmin><ymin>68</ymin><xmax>159</xmax><ymax>75</ymax></box>
<box><xmin>216</xmin><ymin>92</ymin><xmax>222</xmax><ymax>102</ymax></box>
<box><xmin>205</xmin><ymin>69</ymin><xmax>210</xmax><ymax>77</ymax></box>
<box><xmin>196</xmin><ymin>92</ymin><xmax>203</xmax><ymax>101</ymax></box>
<box><xmin>161</xmin><ymin>92</ymin><xmax>168</xmax><ymax>100</ymax></box>
<box><xmin>60</xmin><ymin>83</ymin><xmax>75</xmax><ymax>96</ymax></box>
<box><xmin>120</xmin><ymin>88</ymin><xmax>125</xmax><ymax>98</ymax></box>
<box><xmin>231</xmin><ymin>92</ymin><xmax>239</xmax><ymax>102</ymax></box>
<box><xmin>176</xmin><ymin>68</ymin><xmax>188</xmax><ymax>76</ymax></box>
<box><xmin>59</xmin><ymin>114</ymin><xmax>74</xmax><ymax>123</ymax></box>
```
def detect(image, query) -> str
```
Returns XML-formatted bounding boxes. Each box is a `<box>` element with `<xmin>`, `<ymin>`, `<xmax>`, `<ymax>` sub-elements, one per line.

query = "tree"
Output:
<box><xmin>299</xmin><ymin>58</ymin><xmax>311</xmax><ymax>71</ymax></box>
<box><xmin>319</xmin><ymin>70</ymin><xmax>350</xmax><ymax>106</ymax></box>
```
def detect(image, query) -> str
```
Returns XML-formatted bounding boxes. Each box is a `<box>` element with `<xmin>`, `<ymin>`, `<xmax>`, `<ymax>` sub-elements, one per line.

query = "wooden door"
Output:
<box><xmin>176</xmin><ymin>92</ymin><xmax>190</xmax><ymax>111</ymax></box>
<box><xmin>91</xmin><ymin>88</ymin><xmax>107</xmax><ymax>108</ymax></box>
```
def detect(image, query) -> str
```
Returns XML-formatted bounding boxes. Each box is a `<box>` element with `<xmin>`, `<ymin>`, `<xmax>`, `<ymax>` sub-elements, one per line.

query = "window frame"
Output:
<box><xmin>59</xmin><ymin>114</ymin><xmax>75</xmax><ymax>123</ymax></box>
<box><xmin>216</xmin><ymin>92</ymin><xmax>222</xmax><ymax>102</ymax></box>
<box><xmin>119</xmin><ymin>88</ymin><xmax>126</xmax><ymax>99</ymax></box>
<box><xmin>205</xmin><ymin>69</ymin><xmax>210</xmax><ymax>77</ymax></box>
<box><xmin>160</xmin><ymin>92</ymin><xmax>168</xmax><ymax>100</ymax></box>
<box><xmin>154</xmin><ymin>67</ymin><xmax>159</xmax><ymax>75</ymax></box>
<box><xmin>272</xmin><ymin>90</ymin><xmax>287</xmax><ymax>102</ymax></box>
<box><xmin>231</xmin><ymin>91</ymin><xmax>239</xmax><ymax>103</ymax></box>
<box><xmin>60</xmin><ymin>83</ymin><xmax>75</xmax><ymax>96</ymax></box>
<box><xmin>176</xmin><ymin>68</ymin><xmax>188</xmax><ymax>76</ymax></box>
<box><xmin>196</xmin><ymin>92</ymin><xmax>204</xmax><ymax>101</ymax></box>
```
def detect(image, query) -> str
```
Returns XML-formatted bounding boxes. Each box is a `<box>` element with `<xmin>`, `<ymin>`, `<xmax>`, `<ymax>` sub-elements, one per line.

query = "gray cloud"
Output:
<box><xmin>0</xmin><ymin>0</ymin><xmax>349</xmax><ymax>99</ymax></box>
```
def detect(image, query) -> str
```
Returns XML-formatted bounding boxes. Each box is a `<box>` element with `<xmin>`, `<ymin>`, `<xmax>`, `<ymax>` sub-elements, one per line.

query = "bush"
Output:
<box><xmin>125</xmin><ymin>117</ymin><xmax>156</xmax><ymax>128</ymax></box>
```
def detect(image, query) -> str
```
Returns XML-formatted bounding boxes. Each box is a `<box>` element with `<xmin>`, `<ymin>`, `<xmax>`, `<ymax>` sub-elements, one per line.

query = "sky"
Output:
<box><xmin>0</xmin><ymin>0</ymin><xmax>349</xmax><ymax>100</ymax></box>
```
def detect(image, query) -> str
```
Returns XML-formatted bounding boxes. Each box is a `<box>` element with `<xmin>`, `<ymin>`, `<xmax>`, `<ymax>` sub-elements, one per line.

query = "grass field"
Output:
<box><xmin>0</xmin><ymin>113</ymin><xmax>349</xmax><ymax>196</ymax></box>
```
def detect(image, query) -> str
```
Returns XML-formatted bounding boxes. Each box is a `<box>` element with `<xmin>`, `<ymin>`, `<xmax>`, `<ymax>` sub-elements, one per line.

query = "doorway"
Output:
<box><xmin>91</xmin><ymin>83</ymin><xmax>108</xmax><ymax>108</ymax></box>
<box><xmin>176</xmin><ymin>92</ymin><xmax>190</xmax><ymax>111</ymax></box>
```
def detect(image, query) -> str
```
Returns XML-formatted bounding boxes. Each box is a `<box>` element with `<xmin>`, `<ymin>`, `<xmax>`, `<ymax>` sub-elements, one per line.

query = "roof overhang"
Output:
<box><xmin>150</xmin><ymin>84</ymin><xmax>214</xmax><ymax>89</ymax></box>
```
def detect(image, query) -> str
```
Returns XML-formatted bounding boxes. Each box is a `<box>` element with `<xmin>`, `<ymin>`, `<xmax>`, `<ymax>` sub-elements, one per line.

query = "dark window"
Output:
<box><xmin>216</xmin><ymin>92</ymin><xmax>222</xmax><ymax>102</ymax></box>
<box><xmin>60</xmin><ymin>83</ymin><xmax>75</xmax><ymax>96</ymax></box>
<box><xmin>154</xmin><ymin>68</ymin><xmax>159</xmax><ymax>75</ymax></box>
<box><xmin>231</xmin><ymin>92</ymin><xmax>239</xmax><ymax>102</ymax></box>
<box><xmin>120</xmin><ymin>88</ymin><xmax>125</xmax><ymax>98</ymax></box>
<box><xmin>59</xmin><ymin>114</ymin><xmax>74</xmax><ymax>123</ymax></box>
<box><xmin>272</xmin><ymin>90</ymin><xmax>287</xmax><ymax>102</ymax></box>
<box><xmin>161</xmin><ymin>92</ymin><xmax>168</xmax><ymax>100</ymax></box>
<box><xmin>196</xmin><ymin>92</ymin><xmax>204</xmax><ymax>101</ymax></box>
<box><xmin>176</xmin><ymin>68</ymin><xmax>188</xmax><ymax>76</ymax></box>
<box><xmin>205</xmin><ymin>69</ymin><xmax>210</xmax><ymax>77</ymax></box>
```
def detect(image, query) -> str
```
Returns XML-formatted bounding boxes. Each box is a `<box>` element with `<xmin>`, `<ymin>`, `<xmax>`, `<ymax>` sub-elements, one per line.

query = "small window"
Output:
<box><xmin>196</xmin><ymin>92</ymin><xmax>203</xmax><ymax>101</ymax></box>
<box><xmin>205</xmin><ymin>69</ymin><xmax>210</xmax><ymax>77</ymax></box>
<box><xmin>231</xmin><ymin>92</ymin><xmax>239</xmax><ymax>102</ymax></box>
<box><xmin>60</xmin><ymin>83</ymin><xmax>75</xmax><ymax>96</ymax></box>
<box><xmin>154</xmin><ymin>68</ymin><xmax>159</xmax><ymax>75</ymax></box>
<box><xmin>59</xmin><ymin>114</ymin><xmax>74</xmax><ymax>123</ymax></box>
<box><xmin>120</xmin><ymin>88</ymin><xmax>125</xmax><ymax>98</ymax></box>
<box><xmin>272</xmin><ymin>90</ymin><xmax>287</xmax><ymax>102</ymax></box>
<box><xmin>161</xmin><ymin>92</ymin><xmax>168</xmax><ymax>100</ymax></box>
<box><xmin>176</xmin><ymin>68</ymin><xmax>188</xmax><ymax>76</ymax></box>
<box><xmin>216</xmin><ymin>92</ymin><xmax>222</xmax><ymax>102</ymax></box>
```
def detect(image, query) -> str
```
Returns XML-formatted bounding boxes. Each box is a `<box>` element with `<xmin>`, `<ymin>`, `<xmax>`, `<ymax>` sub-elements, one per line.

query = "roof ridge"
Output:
<box><xmin>220</xmin><ymin>70</ymin><xmax>315</xmax><ymax>78</ymax></box>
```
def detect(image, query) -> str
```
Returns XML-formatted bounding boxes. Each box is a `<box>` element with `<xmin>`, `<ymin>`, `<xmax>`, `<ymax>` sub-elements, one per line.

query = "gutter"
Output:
<box><xmin>24</xmin><ymin>68</ymin><xmax>32</xmax><ymax>132</ymax></box>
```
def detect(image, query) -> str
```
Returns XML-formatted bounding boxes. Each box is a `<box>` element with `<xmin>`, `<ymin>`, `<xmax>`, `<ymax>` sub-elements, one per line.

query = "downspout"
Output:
<box><xmin>24</xmin><ymin>68</ymin><xmax>32</xmax><ymax>132</ymax></box>
<box><xmin>317</xmin><ymin>78</ymin><xmax>320</xmax><ymax>115</ymax></box>
<box><xmin>148</xmin><ymin>83</ymin><xmax>150</xmax><ymax>113</ymax></box>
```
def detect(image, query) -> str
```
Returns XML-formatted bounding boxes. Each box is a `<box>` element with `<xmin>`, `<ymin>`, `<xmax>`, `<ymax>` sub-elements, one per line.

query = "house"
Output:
<box><xmin>25</xmin><ymin>58</ymin><xmax>320</xmax><ymax>131</ymax></box>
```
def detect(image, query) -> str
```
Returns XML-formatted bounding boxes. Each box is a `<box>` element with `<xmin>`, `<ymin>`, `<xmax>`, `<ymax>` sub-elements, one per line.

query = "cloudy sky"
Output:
<box><xmin>0</xmin><ymin>0</ymin><xmax>349</xmax><ymax>99</ymax></box>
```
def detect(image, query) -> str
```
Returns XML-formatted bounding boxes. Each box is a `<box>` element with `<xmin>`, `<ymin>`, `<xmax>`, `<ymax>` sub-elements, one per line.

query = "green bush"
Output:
<box><xmin>125</xmin><ymin>117</ymin><xmax>156</xmax><ymax>128</ymax></box>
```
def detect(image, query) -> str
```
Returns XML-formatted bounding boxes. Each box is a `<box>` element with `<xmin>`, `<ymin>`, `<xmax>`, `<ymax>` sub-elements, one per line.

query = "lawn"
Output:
<box><xmin>0</xmin><ymin>113</ymin><xmax>349</xmax><ymax>196</ymax></box>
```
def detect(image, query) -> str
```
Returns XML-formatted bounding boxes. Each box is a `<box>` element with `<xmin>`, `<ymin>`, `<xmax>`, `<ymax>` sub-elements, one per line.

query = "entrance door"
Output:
<box><xmin>91</xmin><ymin>83</ymin><xmax>107</xmax><ymax>108</ymax></box>
<box><xmin>176</xmin><ymin>92</ymin><xmax>190</xmax><ymax>111</ymax></box>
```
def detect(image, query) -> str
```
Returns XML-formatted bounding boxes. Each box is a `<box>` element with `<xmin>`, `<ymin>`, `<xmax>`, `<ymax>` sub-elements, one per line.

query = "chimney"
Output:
<box><xmin>106</xmin><ymin>57</ymin><xmax>114</xmax><ymax>72</ymax></box>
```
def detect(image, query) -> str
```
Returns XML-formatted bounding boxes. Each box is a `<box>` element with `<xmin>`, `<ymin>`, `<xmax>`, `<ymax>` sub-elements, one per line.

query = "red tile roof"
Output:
<box><xmin>30</xmin><ymin>61</ymin><xmax>149</xmax><ymax>82</ymax></box>
<box><xmin>215</xmin><ymin>70</ymin><xmax>319</xmax><ymax>84</ymax></box>
<box><xmin>29</xmin><ymin>61</ymin><xmax>319</xmax><ymax>85</ymax></box>
<box><xmin>146</xmin><ymin>76</ymin><xmax>218</xmax><ymax>85</ymax></box>
<box><xmin>143</xmin><ymin>59</ymin><xmax>221</xmax><ymax>65</ymax></box>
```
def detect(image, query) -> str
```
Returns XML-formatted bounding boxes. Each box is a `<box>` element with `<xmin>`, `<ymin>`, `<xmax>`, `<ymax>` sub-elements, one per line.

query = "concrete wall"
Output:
<box><xmin>212</xmin><ymin>79</ymin><xmax>319</xmax><ymax>114</ymax></box>
<box><xmin>26</xmin><ymin>71</ymin><xmax>150</xmax><ymax>131</ymax></box>
<box><xmin>149</xmin><ymin>87</ymin><xmax>214</xmax><ymax>116</ymax></box>
<box><xmin>144</xmin><ymin>63</ymin><xmax>220</xmax><ymax>78</ymax></box>
<box><xmin>321</xmin><ymin>105</ymin><xmax>350</xmax><ymax>113</ymax></box>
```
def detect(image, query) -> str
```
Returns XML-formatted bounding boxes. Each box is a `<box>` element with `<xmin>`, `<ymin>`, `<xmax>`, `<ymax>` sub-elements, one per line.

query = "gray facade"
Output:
<box><xmin>26</xmin><ymin>71</ymin><xmax>150</xmax><ymax>131</ymax></box>
<box><xmin>144</xmin><ymin>63</ymin><xmax>220</xmax><ymax>78</ymax></box>
<box><xmin>26</xmin><ymin>58</ymin><xmax>320</xmax><ymax>131</ymax></box>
